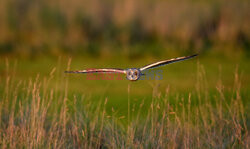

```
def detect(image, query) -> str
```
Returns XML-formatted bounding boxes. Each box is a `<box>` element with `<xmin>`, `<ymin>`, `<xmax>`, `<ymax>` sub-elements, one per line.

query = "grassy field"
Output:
<box><xmin>0</xmin><ymin>0</ymin><xmax>249</xmax><ymax>147</ymax></box>
<box><xmin>0</xmin><ymin>52</ymin><xmax>249</xmax><ymax>148</ymax></box>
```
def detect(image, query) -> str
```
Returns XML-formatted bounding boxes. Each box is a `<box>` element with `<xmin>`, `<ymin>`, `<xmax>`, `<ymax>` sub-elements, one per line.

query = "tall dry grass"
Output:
<box><xmin>0</xmin><ymin>60</ymin><xmax>249</xmax><ymax>148</ymax></box>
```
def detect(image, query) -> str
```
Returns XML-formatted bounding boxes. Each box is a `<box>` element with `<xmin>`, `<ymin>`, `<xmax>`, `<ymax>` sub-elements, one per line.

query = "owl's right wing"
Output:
<box><xmin>65</xmin><ymin>68</ymin><xmax>126</xmax><ymax>74</ymax></box>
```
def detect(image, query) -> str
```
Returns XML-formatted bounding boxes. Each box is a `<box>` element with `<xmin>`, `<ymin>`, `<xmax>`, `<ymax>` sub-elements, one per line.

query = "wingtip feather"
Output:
<box><xmin>190</xmin><ymin>54</ymin><xmax>198</xmax><ymax>57</ymax></box>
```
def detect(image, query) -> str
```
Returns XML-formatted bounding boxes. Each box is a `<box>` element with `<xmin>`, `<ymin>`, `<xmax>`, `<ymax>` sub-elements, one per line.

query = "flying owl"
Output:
<box><xmin>65</xmin><ymin>54</ymin><xmax>198</xmax><ymax>81</ymax></box>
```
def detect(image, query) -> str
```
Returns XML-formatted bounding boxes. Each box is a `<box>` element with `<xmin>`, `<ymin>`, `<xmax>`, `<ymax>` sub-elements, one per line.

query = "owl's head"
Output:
<box><xmin>126</xmin><ymin>68</ymin><xmax>141</xmax><ymax>81</ymax></box>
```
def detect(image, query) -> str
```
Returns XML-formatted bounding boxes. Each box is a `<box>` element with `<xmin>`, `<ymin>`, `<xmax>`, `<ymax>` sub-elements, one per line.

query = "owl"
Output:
<box><xmin>65</xmin><ymin>54</ymin><xmax>198</xmax><ymax>81</ymax></box>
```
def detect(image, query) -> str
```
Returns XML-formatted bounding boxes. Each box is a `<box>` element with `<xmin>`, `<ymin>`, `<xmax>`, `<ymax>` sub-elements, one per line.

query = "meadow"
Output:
<box><xmin>0</xmin><ymin>0</ymin><xmax>249</xmax><ymax>148</ymax></box>
<box><xmin>0</xmin><ymin>51</ymin><xmax>249</xmax><ymax>148</ymax></box>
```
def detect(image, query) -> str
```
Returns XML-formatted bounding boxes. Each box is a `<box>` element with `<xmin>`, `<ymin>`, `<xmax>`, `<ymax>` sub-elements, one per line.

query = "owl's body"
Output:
<box><xmin>65</xmin><ymin>54</ymin><xmax>198</xmax><ymax>81</ymax></box>
<box><xmin>126</xmin><ymin>68</ymin><xmax>141</xmax><ymax>81</ymax></box>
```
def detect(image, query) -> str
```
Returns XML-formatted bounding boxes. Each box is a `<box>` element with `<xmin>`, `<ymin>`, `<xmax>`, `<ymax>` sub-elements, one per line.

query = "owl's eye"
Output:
<box><xmin>128</xmin><ymin>72</ymin><xmax>131</xmax><ymax>75</ymax></box>
<box><xmin>134</xmin><ymin>71</ymin><xmax>138</xmax><ymax>76</ymax></box>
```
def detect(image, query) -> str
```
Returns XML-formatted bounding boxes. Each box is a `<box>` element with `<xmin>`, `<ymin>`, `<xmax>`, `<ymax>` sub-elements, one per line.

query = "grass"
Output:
<box><xmin>0</xmin><ymin>55</ymin><xmax>249</xmax><ymax>148</ymax></box>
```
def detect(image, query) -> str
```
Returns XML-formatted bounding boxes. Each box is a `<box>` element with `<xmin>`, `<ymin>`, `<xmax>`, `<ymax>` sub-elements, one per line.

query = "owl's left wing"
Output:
<box><xmin>65</xmin><ymin>68</ymin><xmax>126</xmax><ymax>74</ymax></box>
<box><xmin>140</xmin><ymin>54</ymin><xmax>198</xmax><ymax>71</ymax></box>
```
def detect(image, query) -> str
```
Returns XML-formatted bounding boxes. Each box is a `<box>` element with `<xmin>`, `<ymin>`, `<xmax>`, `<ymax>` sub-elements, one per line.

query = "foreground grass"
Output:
<box><xmin>0</xmin><ymin>59</ymin><xmax>249</xmax><ymax>148</ymax></box>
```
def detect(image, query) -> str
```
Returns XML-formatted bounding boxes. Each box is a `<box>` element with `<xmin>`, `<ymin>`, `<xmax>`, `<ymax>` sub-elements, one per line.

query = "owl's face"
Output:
<box><xmin>126</xmin><ymin>68</ymin><xmax>141</xmax><ymax>81</ymax></box>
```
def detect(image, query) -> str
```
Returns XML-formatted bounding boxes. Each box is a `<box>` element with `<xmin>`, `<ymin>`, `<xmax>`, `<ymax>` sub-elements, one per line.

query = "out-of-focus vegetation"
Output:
<box><xmin>0</xmin><ymin>0</ymin><xmax>249</xmax><ymax>58</ymax></box>
<box><xmin>0</xmin><ymin>1</ymin><xmax>249</xmax><ymax>148</ymax></box>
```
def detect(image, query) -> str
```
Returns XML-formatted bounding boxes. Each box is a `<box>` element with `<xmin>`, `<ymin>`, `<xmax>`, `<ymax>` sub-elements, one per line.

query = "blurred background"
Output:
<box><xmin>0</xmin><ymin>0</ymin><xmax>249</xmax><ymax>58</ymax></box>
<box><xmin>0</xmin><ymin>0</ymin><xmax>250</xmax><ymax>115</ymax></box>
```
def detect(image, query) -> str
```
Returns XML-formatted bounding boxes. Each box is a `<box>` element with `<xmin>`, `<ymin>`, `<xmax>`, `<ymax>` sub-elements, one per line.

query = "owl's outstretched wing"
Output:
<box><xmin>65</xmin><ymin>68</ymin><xmax>126</xmax><ymax>74</ymax></box>
<box><xmin>139</xmin><ymin>54</ymin><xmax>198</xmax><ymax>71</ymax></box>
